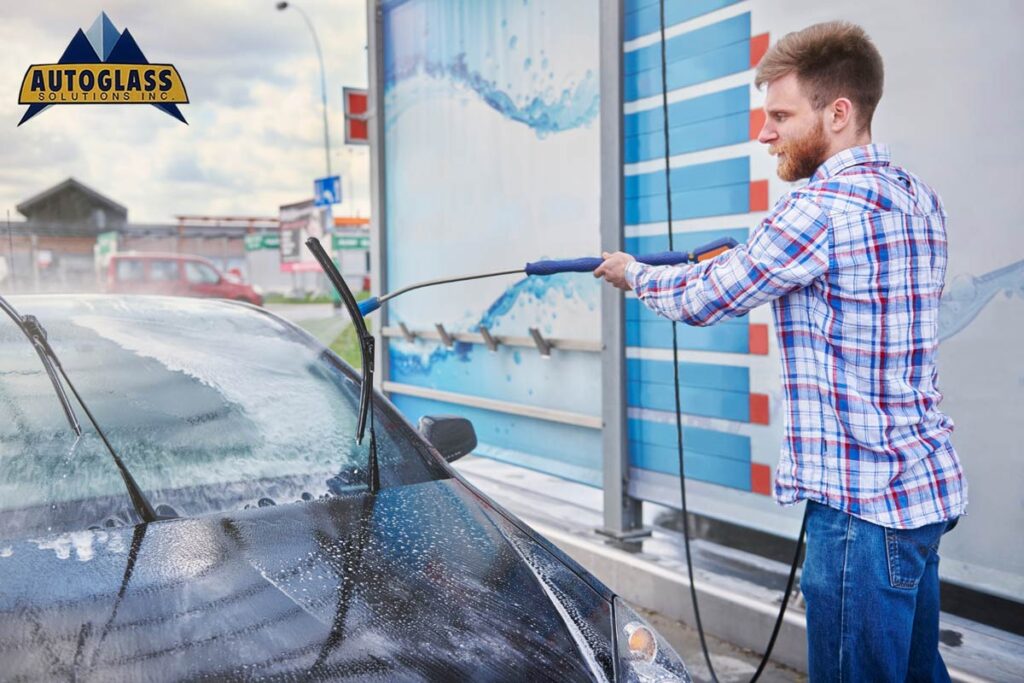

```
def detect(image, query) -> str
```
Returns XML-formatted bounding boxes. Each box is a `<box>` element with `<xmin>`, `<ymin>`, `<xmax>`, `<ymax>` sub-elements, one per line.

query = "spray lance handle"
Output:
<box><xmin>523</xmin><ymin>236</ymin><xmax>737</xmax><ymax>276</ymax></box>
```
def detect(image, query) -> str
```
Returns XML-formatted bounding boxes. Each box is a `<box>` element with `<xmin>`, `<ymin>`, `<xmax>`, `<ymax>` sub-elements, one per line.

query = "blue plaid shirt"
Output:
<box><xmin>626</xmin><ymin>144</ymin><xmax>966</xmax><ymax>529</ymax></box>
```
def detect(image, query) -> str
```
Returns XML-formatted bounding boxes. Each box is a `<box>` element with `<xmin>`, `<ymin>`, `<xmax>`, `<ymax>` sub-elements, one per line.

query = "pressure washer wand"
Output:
<box><xmin>358</xmin><ymin>236</ymin><xmax>736</xmax><ymax>316</ymax></box>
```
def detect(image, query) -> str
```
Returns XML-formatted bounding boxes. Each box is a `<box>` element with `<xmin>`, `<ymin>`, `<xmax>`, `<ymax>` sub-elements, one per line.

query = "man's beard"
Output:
<box><xmin>771</xmin><ymin>119</ymin><xmax>829</xmax><ymax>182</ymax></box>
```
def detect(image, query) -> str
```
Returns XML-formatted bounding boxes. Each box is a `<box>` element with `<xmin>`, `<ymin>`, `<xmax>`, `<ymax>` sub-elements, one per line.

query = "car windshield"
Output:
<box><xmin>0</xmin><ymin>295</ymin><xmax>447</xmax><ymax>541</ymax></box>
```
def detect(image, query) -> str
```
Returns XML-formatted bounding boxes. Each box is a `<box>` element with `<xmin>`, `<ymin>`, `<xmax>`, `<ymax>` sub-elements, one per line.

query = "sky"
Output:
<box><xmin>0</xmin><ymin>0</ymin><xmax>370</xmax><ymax>223</ymax></box>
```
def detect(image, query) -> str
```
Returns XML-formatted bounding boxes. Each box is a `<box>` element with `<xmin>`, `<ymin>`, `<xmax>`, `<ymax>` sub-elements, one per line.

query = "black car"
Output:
<box><xmin>0</xmin><ymin>294</ymin><xmax>691</xmax><ymax>682</ymax></box>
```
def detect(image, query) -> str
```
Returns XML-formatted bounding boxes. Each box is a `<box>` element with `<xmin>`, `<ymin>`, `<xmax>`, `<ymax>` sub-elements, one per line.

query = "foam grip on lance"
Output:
<box><xmin>524</xmin><ymin>257</ymin><xmax>604</xmax><ymax>275</ymax></box>
<box><xmin>358</xmin><ymin>297</ymin><xmax>380</xmax><ymax>316</ymax></box>
<box><xmin>520</xmin><ymin>237</ymin><xmax>737</xmax><ymax>274</ymax></box>
<box><xmin>523</xmin><ymin>237</ymin><xmax>738</xmax><ymax>276</ymax></box>
<box><xmin>523</xmin><ymin>254</ymin><xmax>686</xmax><ymax>276</ymax></box>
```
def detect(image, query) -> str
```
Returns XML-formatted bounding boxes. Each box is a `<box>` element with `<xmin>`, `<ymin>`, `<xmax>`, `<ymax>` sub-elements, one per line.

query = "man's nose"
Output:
<box><xmin>757</xmin><ymin>119</ymin><xmax>776</xmax><ymax>144</ymax></box>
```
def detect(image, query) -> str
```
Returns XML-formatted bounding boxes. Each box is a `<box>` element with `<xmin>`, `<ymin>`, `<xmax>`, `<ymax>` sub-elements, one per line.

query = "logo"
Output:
<box><xmin>18</xmin><ymin>12</ymin><xmax>188</xmax><ymax>126</ymax></box>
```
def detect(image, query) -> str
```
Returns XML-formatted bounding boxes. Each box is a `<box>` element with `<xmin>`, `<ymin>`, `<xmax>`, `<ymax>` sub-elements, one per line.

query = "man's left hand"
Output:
<box><xmin>594</xmin><ymin>251</ymin><xmax>636</xmax><ymax>291</ymax></box>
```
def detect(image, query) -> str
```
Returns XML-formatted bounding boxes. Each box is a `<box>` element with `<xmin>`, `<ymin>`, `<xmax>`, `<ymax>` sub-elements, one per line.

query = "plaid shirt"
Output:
<box><xmin>626</xmin><ymin>144</ymin><xmax>966</xmax><ymax>529</ymax></box>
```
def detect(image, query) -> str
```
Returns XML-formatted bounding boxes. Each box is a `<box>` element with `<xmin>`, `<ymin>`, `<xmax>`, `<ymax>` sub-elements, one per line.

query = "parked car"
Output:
<box><xmin>106</xmin><ymin>252</ymin><xmax>263</xmax><ymax>306</ymax></box>
<box><xmin>0</xmin><ymin>295</ymin><xmax>691</xmax><ymax>682</ymax></box>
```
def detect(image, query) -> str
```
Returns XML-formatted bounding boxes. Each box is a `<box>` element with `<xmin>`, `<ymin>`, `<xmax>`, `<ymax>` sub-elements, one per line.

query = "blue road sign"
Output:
<box><xmin>314</xmin><ymin>175</ymin><xmax>342</xmax><ymax>206</ymax></box>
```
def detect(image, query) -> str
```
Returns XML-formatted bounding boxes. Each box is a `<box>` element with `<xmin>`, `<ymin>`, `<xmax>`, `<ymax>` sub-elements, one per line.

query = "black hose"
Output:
<box><xmin>655</xmin><ymin>2</ymin><xmax>806</xmax><ymax>680</ymax></box>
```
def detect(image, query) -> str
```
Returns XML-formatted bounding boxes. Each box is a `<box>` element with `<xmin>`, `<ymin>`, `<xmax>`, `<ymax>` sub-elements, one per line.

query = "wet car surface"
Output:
<box><xmin>0</xmin><ymin>295</ymin><xmax>690</xmax><ymax>682</ymax></box>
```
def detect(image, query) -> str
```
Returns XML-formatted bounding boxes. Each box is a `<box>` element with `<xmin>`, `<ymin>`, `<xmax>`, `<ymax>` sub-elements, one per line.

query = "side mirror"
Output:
<box><xmin>418</xmin><ymin>415</ymin><xmax>477</xmax><ymax>463</ymax></box>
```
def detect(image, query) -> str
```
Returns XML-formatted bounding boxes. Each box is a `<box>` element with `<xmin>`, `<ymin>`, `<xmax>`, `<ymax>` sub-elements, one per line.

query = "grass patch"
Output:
<box><xmin>263</xmin><ymin>292</ymin><xmax>335</xmax><ymax>305</ymax></box>
<box><xmin>265</xmin><ymin>290</ymin><xmax>372</xmax><ymax>305</ymax></box>
<box><xmin>329</xmin><ymin>318</ymin><xmax>372</xmax><ymax>369</ymax></box>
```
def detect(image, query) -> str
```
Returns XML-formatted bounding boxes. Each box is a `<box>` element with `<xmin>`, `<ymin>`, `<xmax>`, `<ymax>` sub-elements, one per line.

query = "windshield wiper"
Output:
<box><xmin>0</xmin><ymin>294</ymin><xmax>161</xmax><ymax>523</ymax></box>
<box><xmin>305</xmin><ymin>237</ymin><xmax>380</xmax><ymax>494</ymax></box>
<box><xmin>0</xmin><ymin>298</ymin><xmax>81</xmax><ymax>436</ymax></box>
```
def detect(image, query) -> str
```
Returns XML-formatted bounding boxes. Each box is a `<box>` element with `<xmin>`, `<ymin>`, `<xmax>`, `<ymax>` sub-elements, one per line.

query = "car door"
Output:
<box><xmin>112</xmin><ymin>258</ymin><xmax>147</xmax><ymax>294</ymax></box>
<box><xmin>183</xmin><ymin>259</ymin><xmax>223</xmax><ymax>299</ymax></box>
<box><xmin>146</xmin><ymin>258</ymin><xmax>184</xmax><ymax>297</ymax></box>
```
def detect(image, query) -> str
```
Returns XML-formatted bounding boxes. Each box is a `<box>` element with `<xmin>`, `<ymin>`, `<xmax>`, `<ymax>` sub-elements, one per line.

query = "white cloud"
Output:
<box><xmin>0</xmin><ymin>0</ymin><xmax>371</xmax><ymax>222</ymax></box>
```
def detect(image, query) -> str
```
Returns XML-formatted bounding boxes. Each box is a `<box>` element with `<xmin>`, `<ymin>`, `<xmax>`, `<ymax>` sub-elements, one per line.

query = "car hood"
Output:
<box><xmin>0</xmin><ymin>478</ymin><xmax>615</xmax><ymax>682</ymax></box>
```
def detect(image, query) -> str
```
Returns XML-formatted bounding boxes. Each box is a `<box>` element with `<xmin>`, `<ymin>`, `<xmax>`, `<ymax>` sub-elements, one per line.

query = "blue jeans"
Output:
<box><xmin>801</xmin><ymin>501</ymin><xmax>957</xmax><ymax>682</ymax></box>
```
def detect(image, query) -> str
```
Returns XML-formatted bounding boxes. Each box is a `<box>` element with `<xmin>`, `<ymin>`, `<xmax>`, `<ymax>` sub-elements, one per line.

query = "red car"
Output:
<box><xmin>106</xmin><ymin>253</ymin><xmax>263</xmax><ymax>306</ymax></box>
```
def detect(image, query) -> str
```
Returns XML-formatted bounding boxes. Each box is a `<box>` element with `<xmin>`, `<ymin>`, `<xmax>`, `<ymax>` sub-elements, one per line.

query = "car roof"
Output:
<box><xmin>109</xmin><ymin>252</ymin><xmax>214</xmax><ymax>263</ymax></box>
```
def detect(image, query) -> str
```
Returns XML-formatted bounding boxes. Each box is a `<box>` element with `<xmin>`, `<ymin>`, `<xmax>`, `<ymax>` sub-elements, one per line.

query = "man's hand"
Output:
<box><xmin>594</xmin><ymin>251</ymin><xmax>636</xmax><ymax>291</ymax></box>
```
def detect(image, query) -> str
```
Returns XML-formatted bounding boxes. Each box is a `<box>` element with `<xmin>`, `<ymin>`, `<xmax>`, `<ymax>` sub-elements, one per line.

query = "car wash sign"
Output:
<box><xmin>244</xmin><ymin>233</ymin><xmax>281</xmax><ymax>251</ymax></box>
<box><xmin>18</xmin><ymin>12</ymin><xmax>188</xmax><ymax>126</ymax></box>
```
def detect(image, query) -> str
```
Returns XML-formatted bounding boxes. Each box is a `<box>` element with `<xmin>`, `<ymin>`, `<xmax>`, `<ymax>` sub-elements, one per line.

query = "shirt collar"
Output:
<box><xmin>811</xmin><ymin>143</ymin><xmax>891</xmax><ymax>182</ymax></box>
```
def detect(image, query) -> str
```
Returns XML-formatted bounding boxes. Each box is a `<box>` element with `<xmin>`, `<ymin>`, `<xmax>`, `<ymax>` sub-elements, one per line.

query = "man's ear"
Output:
<box><xmin>829</xmin><ymin>97</ymin><xmax>855</xmax><ymax>133</ymax></box>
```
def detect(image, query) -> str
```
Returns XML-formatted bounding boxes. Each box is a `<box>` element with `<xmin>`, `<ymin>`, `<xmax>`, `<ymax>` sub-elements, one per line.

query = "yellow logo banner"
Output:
<box><xmin>19</xmin><ymin>64</ymin><xmax>189</xmax><ymax>104</ymax></box>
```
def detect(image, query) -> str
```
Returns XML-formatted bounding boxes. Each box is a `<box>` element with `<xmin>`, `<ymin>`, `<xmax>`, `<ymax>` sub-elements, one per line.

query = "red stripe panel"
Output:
<box><xmin>750</xmin><ymin>33</ymin><xmax>770</xmax><ymax>68</ymax></box>
<box><xmin>751</xmin><ymin>463</ymin><xmax>772</xmax><ymax>495</ymax></box>
<box><xmin>749</xmin><ymin>393</ymin><xmax>770</xmax><ymax>425</ymax></box>
<box><xmin>749</xmin><ymin>180</ymin><xmax>769</xmax><ymax>212</ymax></box>
<box><xmin>749</xmin><ymin>109</ymin><xmax>765</xmax><ymax>141</ymax></box>
<box><xmin>749</xmin><ymin>323</ymin><xmax>769</xmax><ymax>355</ymax></box>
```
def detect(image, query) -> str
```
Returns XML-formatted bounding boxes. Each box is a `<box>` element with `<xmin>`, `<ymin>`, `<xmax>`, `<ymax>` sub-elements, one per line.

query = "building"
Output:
<box><xmin>1</xmin><ymin>178</ymin><xmax>275</xmax><ymax>293</ymax></box>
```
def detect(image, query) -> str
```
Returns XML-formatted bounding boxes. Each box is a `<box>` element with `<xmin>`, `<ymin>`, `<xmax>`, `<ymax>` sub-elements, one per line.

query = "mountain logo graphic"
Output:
<box><xmin>17</xmin><ymin>12</ymin><xmax>188</xmax><ymax>126</ymax></box>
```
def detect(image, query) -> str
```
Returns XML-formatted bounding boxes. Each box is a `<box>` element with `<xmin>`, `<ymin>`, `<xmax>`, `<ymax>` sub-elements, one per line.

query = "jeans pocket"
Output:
<box><xmin>885</xmin><ymin>523</ymin><xmax>945</xmax><ymax>590</ymax></box>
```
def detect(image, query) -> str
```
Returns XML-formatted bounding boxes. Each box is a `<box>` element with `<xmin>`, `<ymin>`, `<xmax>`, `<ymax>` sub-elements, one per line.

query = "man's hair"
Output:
<box><xmin>754</xmin><ymin>21</ymin><xmax>884</xmax><ymax>133</ymax></box>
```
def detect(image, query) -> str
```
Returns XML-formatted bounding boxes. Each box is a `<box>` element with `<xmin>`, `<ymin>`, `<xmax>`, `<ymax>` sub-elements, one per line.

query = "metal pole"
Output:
<box><xmin>597</xmin><ymin>0</ymin><xmax>647</xmax><ymax>540</ymax></box>
<box><xmin>367</xmin><ymin>0</ymin><xmax>388</xmax><ymax>390</ymax></box>
<box><xmin>289</xmin><ymin>3</ymin><xmax>333</xmax><ymax>178</ymax></box>
<box><xmin>6</xmin><ymin>210</ymin><xmax>15</xmax><ymax>292</ymax></box>
<box><xmin>30</xmin><ymin>233</ymin><xmax>39</xmax><ymax>293</ymax></box>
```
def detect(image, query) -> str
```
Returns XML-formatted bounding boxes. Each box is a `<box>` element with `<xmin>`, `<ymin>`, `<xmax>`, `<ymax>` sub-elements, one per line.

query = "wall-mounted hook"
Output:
<box><xmin>435</xmin><ymin>323</ymin><xmax>455</xmax><ymax>349</ymax></box>
<box><xmin>528</xmin><ymin>327</ymin><xmax>552</xmax><ymax>358</ymax></box>
<box><xmin>478</xmin><ymin>326</ymin><xmax>500</xmax><ymax>352</ymax></box>
<box><xmin>398</xmin><ymin>322</ymin><xmax>417</xmax><ymax>342</ymax></box>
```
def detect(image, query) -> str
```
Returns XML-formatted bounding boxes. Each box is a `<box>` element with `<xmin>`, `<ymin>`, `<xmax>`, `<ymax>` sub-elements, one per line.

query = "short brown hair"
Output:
<box><xmin>754</xmin><ymin>21</ymin><xmax>884</xmax><ymax>133</ymax></box>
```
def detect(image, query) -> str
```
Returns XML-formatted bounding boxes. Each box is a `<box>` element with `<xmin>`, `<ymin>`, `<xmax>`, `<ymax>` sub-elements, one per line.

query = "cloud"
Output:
<box><xmin>0</xmin><ymin>0</ymin><xmax>371</xmax><ymax>222</ymax></box>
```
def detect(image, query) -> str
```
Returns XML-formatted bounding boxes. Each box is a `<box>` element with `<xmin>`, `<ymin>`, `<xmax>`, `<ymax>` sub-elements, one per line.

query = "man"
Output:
<box><xmin>595</xmin><ymin>21</ymin><xmax>966</xmax><ymax>682</ymax></box>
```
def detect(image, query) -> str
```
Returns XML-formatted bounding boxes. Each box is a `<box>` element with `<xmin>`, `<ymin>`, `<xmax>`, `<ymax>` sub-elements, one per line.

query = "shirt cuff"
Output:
<box><xmin>625</xmin><ymin>260</ymin><xmax>648</xmax><ymax>293</ymax></box>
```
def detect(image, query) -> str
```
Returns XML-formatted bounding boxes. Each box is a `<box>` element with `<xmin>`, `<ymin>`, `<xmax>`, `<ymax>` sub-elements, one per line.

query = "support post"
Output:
<box><xmin>598</xmin><ymin>0</ymin><xmax>646</xmax><ymax>541</ymax></box>
<box><xmin>367</xmin><ymin>0</ymin><xmax>389</xmax><ymax>390</ymax></box>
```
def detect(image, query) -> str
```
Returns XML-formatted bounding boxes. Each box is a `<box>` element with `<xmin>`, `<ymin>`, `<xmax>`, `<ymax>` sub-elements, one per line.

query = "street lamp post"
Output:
<box><xmin>276</xmin><ymin>1</ymin><xmax>332</xmax><ymax>179</ymax></box>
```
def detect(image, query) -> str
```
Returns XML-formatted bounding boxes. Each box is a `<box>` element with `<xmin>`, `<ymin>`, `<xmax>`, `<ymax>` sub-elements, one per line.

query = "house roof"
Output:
<box><xmin>16</xmin><ymin>177</ymin><xmax>127</xmax><ymax>218</ymax></box>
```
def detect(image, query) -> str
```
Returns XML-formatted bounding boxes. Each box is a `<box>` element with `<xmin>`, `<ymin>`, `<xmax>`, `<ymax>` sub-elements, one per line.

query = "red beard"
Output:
<box><xmin>771</xmin><ymin>119</ymin><xmax>830</xmax><ymax>182</ymax></box>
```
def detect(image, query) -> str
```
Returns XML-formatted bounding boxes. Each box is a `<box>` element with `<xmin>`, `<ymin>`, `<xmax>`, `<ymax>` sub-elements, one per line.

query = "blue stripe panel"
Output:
<box><xmin>626</xmin><ymin>111</ymin><xmax>750</xmax><ymax>162</ymax></box>
<box><xmin>629</xmin><ymin>442</ymin><xmax>751</xmax><ymax>489</ymax></box>
<box><xmin>626</xmin><ymin>297</ymin><xmax>750</xmax><ymax>352</ymax></box>
<box><xmin>626</xmin><ymin>157</ymin><xmax>748</xmax><ymax>198</ymax></box>
<box><xmin>389</xmin><ymin>394</ymin><xmax>602</xmax><ymax>487</ymax></box>
<box><xmin>628</xmin><ymin>358</ymin><xmax>749</xmax><ymax>390</ymax></box>
<box><xmin>626</xmin><ymin>183</ymin><xmax>749</xmax><ymax>224</ymax></box>
<box><xmin>628</xmin><ymin>380</ymin><xmax>749</xmax><ymax>421</ymax></box>
<box><xmin>625</xmin><ymin>0</ymin><xmax>743</xmax><ymax>41</ymax></box>
<box><xmin>624</xmin><ymin>87</ymin><xmax>749</xmax><ymax>163</ymax></box>
<box><xmin>626</xmin><ymin>357</ymin><xmax>750</xmax><ymax>421</ymax></box>
<box><xmin>625</xmin><ymin>14</ymin><xmax>749</xmax><ymax>75</ymax></box>
<box><xmin>624</xmin><ymin>15</ymin><xmax>751</xmax><ymax>102</ymax></box>
<box><xmin>628</xmin><ymin>298</ymin><xmax>751</xmax><ymax>326</ymax></box>
<box><xmin>629</xmin><ymin>419</ymin><xmax>751</xmax><ymax>462</ymax></box>
<box><xmin>626</xmin><ymin>321</ymin><xmax>749</xmax><ymax>353</ymax></box>
<box><xmin>625</xmin><ymin>227</ymin><xmax>750</xmax><ymax>256</ymax></box>
<box><xmin>625</xmin><ymin>86</ymin><xmax>747</xmax><ymax>137</ymax></box>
